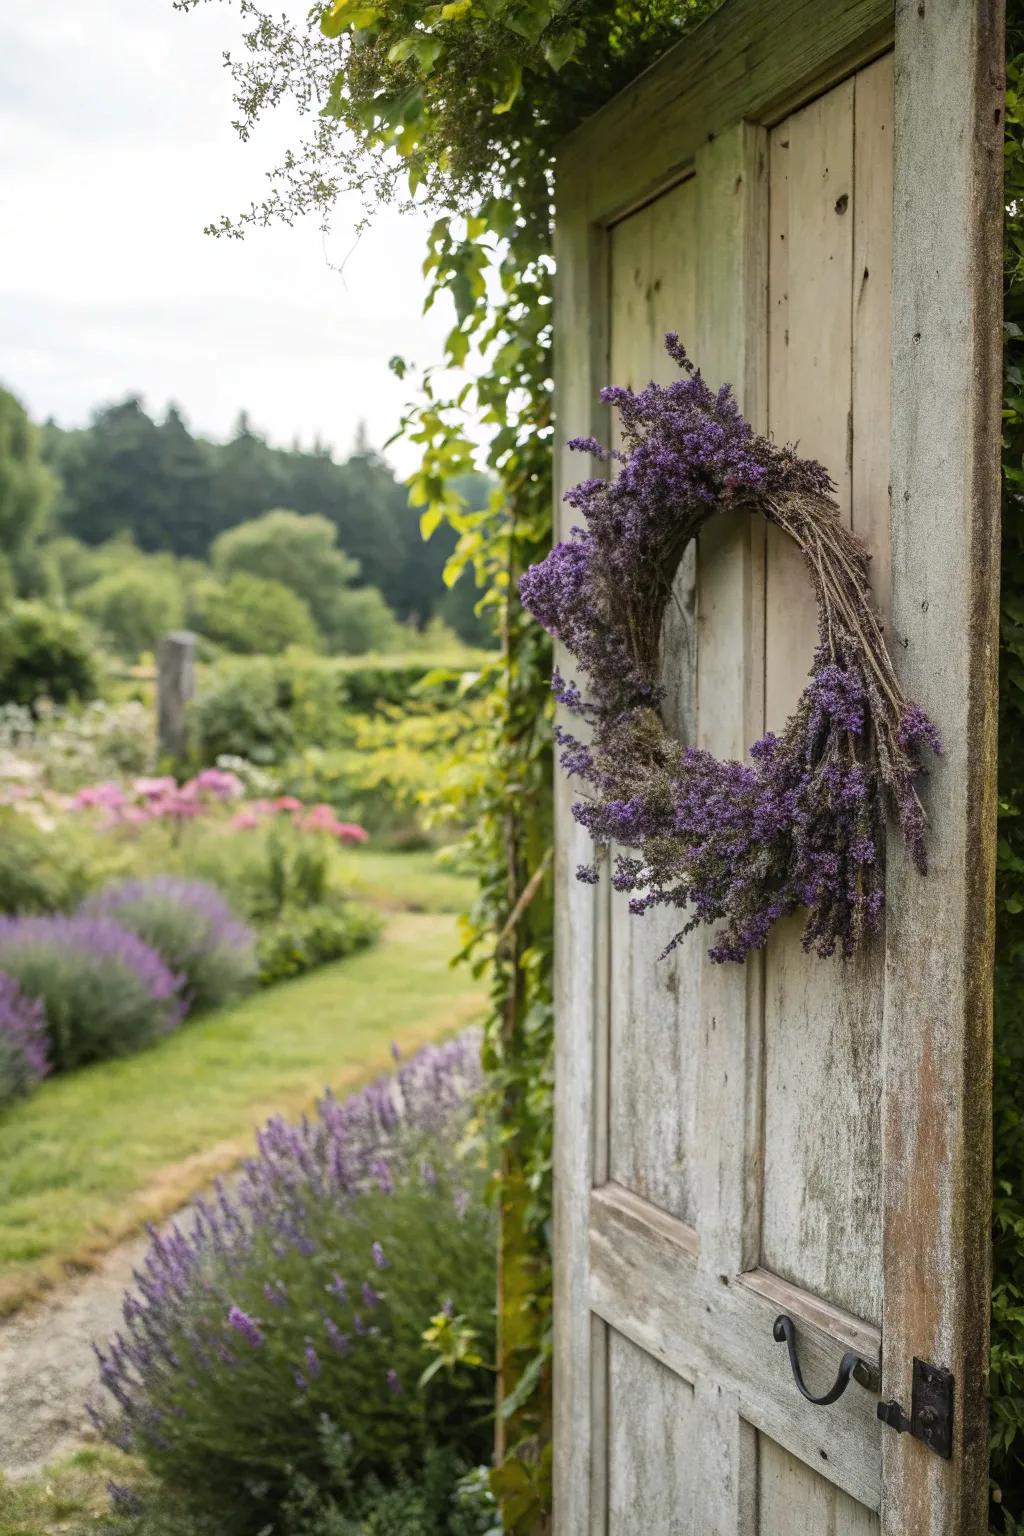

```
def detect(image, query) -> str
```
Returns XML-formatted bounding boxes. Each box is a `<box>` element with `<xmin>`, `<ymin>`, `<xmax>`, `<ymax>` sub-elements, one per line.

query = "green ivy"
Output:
<box><xmin>993</xmin><ymin>4</ymin><xmax>1024</xmax><ymax>1525</ymax></box>
<box><xmin>182</xmin><ymin>1</ymin><xmax>1024</xmax><ymax>1527</ymax></box>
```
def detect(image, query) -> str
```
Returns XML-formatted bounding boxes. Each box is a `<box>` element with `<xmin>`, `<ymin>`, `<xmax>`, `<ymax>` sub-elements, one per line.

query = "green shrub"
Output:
<box><xmin>81</xmin><ymin>878</ymin><xmax>256</xmax><ymax>1013</ymax></box>
<box><xmin>281</xmin><ymin>1437</ymin><xmax>501</xmax><ymax>1536</ymax></box>
<box><xmin>92</xmin><ymin>1038</ymin><xmax>494</xmax><ymax>1535</ymax></box>
<box><xmin>193</xmin><ymin>653</ymin><xmax>488</xmax><ymax>768</ymax></box>
<box><xmin>194</xmin><ymin>658</ymin><xmax>295</xmax><ymax>765</ymax></box>
<box><xmin>96</xmin><ymin>1453</ymin><xmax>501</xmax><ymax>1536</ymax></box>
<box><xmin>0</xmin><ymin>601</ymin><xmax>99</xmax><ymax>707</ymax></box>
<box><xmin>75</xmin><ymin>568</ymin><xmax>185</xmax><ymax>661</ymax></box>
<box><xmin>256</xmin><ymin>902</ymin><xmax>382</xmax><ymax>986</ymax></box>
<box><xmin>189</xmin><ymin>572</ymin><xmax>321</xmax><ymax>656</ymax></box>
<box><xmin>0</xmin><ymin>807</ymin><xmax>94</xmax><ymax>914</ymax></box>
<box><xmin>0</xmin><ymin>916</ymin><xmax>184</xmax><ymax>1072</ymax></box>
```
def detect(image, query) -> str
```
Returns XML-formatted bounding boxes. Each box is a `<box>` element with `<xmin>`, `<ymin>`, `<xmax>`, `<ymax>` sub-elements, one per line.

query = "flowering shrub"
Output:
<box><xmin>256</xmin><ymin>902</ymin><xmax>382</xmax><ymax>986</ymax></box>
<box><xmin>92</xmin><ymin>1035</ymin><xmax>494</xmax><ymax>1535</ymax></box>
<box><xmin>71</xmin><ymin>766</ymin><xmax>245</xmax><ymax>827</ymax></box>
<box><xmin>0</xmin><ymin>698</ymin><xmax>153</xmax><ymax>793</ymax></box>
<box><xmin>0</xmin><ymin>916</ymin><xmax>184</xmax><ymax>1072</ymax></box>
<box><xmin>0</xmin><ymin>807</ymin><xmax>98</xmax><ymax>915</ymax></box>
<box><xmin>0</xmin><ymin>972</ymin><xmax>49</xmax><ymax>1108</ymax></box>
<box><xmin>521</xmin><ymin>334</ymin><xmax>941</xmax><ymax>962</ymax></box>
<box><xmin>82</xmin><ymin>878</ymin><xmax>256</xmax><ymax>1013</ymax></box>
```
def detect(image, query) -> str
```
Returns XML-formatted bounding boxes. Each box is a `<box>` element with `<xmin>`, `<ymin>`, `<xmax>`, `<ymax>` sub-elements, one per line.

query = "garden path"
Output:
<box><xmin>0</xmin><ymin>1227</ymin><xmax>150</xmax><ymax>1477</ymax></box>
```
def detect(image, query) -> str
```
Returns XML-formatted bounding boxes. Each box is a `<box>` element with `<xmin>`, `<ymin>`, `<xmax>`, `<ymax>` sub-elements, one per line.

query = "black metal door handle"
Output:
<box><xmin>773</xmin><ymin>1314</ymin><xmax>880</xmax><ymax>1406</ymax></box>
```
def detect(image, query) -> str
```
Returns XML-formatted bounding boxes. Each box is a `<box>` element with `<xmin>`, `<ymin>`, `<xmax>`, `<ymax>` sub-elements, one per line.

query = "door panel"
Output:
<box><xmin>608</xmin><ymin>179</ymin><xmax>701</xmax><ymax>1224</ymax></box>
<box><xmin>607</xmin><ymin>1329</ymin><xmax>697</xmax><ymax>1535</ymax></box>
<box><xmin>758</xmin><ymin>1435</ymin><xmax>880</xmax><ymax>1536</ymax></box>
<box><xmin>552</xmin><ymin>1</ymin><xmax>1002</xmax><ymax>1531</ymax></box>
<box><xmin>761</xmin><ymin>58</ymin><xmax>892</xmax><ymax>1331</ymax></box>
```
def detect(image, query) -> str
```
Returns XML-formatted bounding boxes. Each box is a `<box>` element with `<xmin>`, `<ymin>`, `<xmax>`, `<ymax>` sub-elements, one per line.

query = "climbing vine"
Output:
<box><xmin>176</xmin><ymin>2</ymin><xmax>721</xmax><ymax>1523</ymax></box>
<box><xmin>182</xmin><ymin>1</ymin><xmax>1024</xmax><ymax>1528</ymax></box>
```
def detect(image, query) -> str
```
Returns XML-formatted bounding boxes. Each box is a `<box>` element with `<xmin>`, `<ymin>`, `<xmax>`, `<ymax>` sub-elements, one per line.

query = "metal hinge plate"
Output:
<box><xmin>877</xmin><ymin>1358</ymin><xmax>954</xmax><ymax>1459</ymax></box>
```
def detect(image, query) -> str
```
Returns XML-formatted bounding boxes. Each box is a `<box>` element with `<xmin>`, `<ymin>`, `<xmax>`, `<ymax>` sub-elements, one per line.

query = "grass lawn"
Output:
<box><xmin>0</xmin><ymin>902</ymin><xmax>484</xmax><ymax>1317</ymax></box>
<box><xmin>0</xmin><ymin>1446</ymin><xmax>135</xmax><ymax>1536</ymax></box>
<box><xmin>337</xmin><ymin>845</ymin><xmax>476</xmax><ymax>914</ymax></box>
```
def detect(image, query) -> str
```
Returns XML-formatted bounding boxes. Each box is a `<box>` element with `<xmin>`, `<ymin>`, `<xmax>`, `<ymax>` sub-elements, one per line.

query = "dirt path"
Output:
<box><xmin>0</xmin><ymin>1232</ymin><xmax>153</xmax><ymax>1477</ymax></box>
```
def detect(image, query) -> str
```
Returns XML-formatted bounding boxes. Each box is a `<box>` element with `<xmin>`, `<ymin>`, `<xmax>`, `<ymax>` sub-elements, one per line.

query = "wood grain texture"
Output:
<box><xmin>881</xmin><ymin>1</ymin><xmax>1003</xmax><ymax>1532</ymax></box>
<box><xmin>761</xmin><ymin>70</ymin><xmax>887</xmax><ymax>1328</ymax></box>
<box><xmin>559</xmin><ymin>0</ymin><xmax>893</xmax><ymax>223</ymax></box>
<box><xmin>552</xmin><ymin>183</ymin><xmax>609</xmax><ymax>1536</ymax></box>
<box><xmin>608</xmin><ymin>1329</ymin><xmax>698</xmax><ymax>1535</ymax></box>
<box><xmin>689</xmin><ymin>125</ymin><xmax>770</xmax><ymax>1536</ymax></box>
<box><xmin>758</xmin><ymin>1435</ymin><xmax>880</xmax><ymax>1535</ymax></box>
<box><xmin>589</xmin><ymin>1183</ymin><xmax>882</xmax><ymax>1513</ymax></box>
<box><xmin>607</xmin><ymin>186</ymin><xmax>702</xmax><ymax>1225</ymax></box>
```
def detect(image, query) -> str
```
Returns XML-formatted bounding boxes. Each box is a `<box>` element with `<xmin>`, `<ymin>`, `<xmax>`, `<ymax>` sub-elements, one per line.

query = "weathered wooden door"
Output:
<box><xmin>552</xmin><ymin>2</ymin><xmax>1003</xmax><ymax>1533</ymax></box>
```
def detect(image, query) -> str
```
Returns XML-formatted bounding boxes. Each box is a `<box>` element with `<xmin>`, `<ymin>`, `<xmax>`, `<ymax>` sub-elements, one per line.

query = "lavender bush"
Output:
<box><xmin>82</xmin><ymin>878</ymin><xmax>256</xmax><ymax>1013</ymax></box>
<box><xmin>521</xmin><ymin>334</ymin><xmax>941</xmax><ymax>962</ymax></box>
<box><xmin>0</xmin><ymin>972</ymin><xmax>49</xmax><ymax>1107</ymax></box>
<box><xmin>91</xmin><ymin>1034</ymin><xmax>494</xmax><ymax>1535</ymax></box>
<box><xmin>0</xmin><ymin>916</ymin><xmax>184</xmax><ymax>1072</ymax></box>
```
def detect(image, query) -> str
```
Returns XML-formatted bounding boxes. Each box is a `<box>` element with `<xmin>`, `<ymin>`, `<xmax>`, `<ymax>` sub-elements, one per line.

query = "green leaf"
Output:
<box><xmin>492</xmin><ymin>64</ymin><xmax>523</xmax><ymax>114</ymax></box>
<box><xmin>447</xmin><ymin>325</ymin><xmax>471</xmax><ymax>366</ymax></box>
<box><xmin>321</xmin><ymin>0</ymin><xmax>380</xmax><ymax>36</ymax></box>
<box><xmin>543</xmin><ymin>27</ymin><xmax>580</xmax><ymax>70</ymax></box>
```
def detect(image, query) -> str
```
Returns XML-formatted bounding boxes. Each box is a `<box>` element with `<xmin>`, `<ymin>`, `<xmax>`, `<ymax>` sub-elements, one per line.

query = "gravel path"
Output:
<box><xmin>0</xmin><ymin>1232</ymin><xmax>151</xmax><ymax>1478</ymax></box>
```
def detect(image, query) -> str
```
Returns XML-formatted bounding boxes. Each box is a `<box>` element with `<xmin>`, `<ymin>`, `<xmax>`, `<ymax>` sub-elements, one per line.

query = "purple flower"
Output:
<box><xmin>386</xmin><ymin>1368</ymin><xmax>402</xmax><ymax>1396</ymax></box>
<box><xmin>92</xmin><ymin>1034</ymin><xmax>486</xmax><ymax>1465</ymax></box>
<box><xmin>324</xmin><ymin>1317</ymin><xmax>351</xmax><ymax>1355</ymax></box>
<box><xmin>0</xmin><ymin>915</ymin><xmax>185</xmax><ymax>1071</ymax></box>
<box><xmin>80</xmin><ymin>878</ymin><xmax>255</xmax><ymax>1013</ymax></box>
<box><xmin>519</xmin><ymin>333</ymin><xmax>941</xmax><ymax>963</ymax></box>
<box><xmin>0</xmin><ymin>972</ymin><xmax>49</xmax><ymax>1104</ymax></box>
<box><xmin>226</xmin><ymin>1307</ymin><xmax>263</xmax><ymax>1348</ymax></box>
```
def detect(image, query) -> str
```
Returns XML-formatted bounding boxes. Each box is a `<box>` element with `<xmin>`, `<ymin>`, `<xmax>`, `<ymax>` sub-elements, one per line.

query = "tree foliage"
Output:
<box><xmin>188</xmin><ymin>570</ymin><xmax>322</xmax><ymax>655</ymax></box>
<box><xmin>0</xmin><ymin>387</ymin><xmax>58</xmax><ymax>604</ymax></box>
<box><xmin>42</xmin><ymin>399</ymin><xmax>471</xmax><ymax>633</ymax></box>
<box><xmin>211</xmin><ymin>507</ymin><xmax>401</xmax><ymax>654</ymax></box>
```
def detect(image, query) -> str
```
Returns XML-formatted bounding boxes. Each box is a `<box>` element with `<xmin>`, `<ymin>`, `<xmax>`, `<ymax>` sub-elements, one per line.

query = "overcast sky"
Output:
<box><xmin>0</xmin><ymin>0</ymin><xmax>453</xmax><ymax>473</ymax></box>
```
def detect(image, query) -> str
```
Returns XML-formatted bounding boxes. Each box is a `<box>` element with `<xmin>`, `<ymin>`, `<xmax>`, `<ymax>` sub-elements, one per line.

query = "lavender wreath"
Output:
<box><xmin>520</xmin><ymin>335</ymin><xmax>941</xmax><ymax>964</ymax></box>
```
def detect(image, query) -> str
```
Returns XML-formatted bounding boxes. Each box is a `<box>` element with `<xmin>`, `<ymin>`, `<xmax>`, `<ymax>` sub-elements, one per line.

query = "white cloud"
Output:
<box><xmin>0</xmin><ymin>0</ymin><xmax>453</xmax><ymax>472</ymax></box>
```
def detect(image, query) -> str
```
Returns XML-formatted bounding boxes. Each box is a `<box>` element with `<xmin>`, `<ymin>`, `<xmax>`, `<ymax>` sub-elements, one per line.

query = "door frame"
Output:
<box><xmin>551</xmin><ymin>1</ymin><xmax>1004</xmax><ymax>1531</ymax></box>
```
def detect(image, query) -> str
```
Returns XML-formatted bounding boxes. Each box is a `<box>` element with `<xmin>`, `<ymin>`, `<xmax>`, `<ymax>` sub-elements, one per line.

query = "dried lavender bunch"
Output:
<box><xmin>520</xmin><ymin>334</ymin><xmax>941</xmax><ymax>963</ymax></box>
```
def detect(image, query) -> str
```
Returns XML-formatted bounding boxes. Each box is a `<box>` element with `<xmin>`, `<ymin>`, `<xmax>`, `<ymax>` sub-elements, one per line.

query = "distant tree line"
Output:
<box><xmin>36</xmin><ymin>399</ymin><xmax>489</xmax><ymax>642</ymax></box>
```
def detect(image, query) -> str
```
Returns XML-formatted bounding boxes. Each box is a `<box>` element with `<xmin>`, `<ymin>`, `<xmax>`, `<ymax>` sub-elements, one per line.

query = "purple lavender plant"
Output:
<box><xmin>81</xmin><ymin>877</ymin><xmax>255</xmax><ymax>1013</ymax></box>
<box><xmin>90</xmin><ymin>1032</ymin><xmax>495</xmax><ymax>1534</ymax></box>
<box><xmin>521</xmin><ymin>334</ymin><xmax>941</xmax><ymax>962</ymax></box>
<box><xmin>0</xmin><ymin>972</ymin><xmax>49</xmax><ymax>1107</ymax></box>
<box><xmin>0</xmin><ymin>915</ymin><xmax>184</xmax><ymax>1072</ymax></box>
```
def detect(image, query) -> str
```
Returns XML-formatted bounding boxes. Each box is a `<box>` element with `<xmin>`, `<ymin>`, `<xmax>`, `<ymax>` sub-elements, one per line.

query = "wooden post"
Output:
<box><xmin>157</xmin><ymin>631</ymin><xmax>196</xmax><ymax>768</ymax></box>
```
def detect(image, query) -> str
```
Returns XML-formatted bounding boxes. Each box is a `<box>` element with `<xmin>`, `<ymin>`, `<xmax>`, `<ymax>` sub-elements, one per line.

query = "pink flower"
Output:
<box><xmin>333</xmin><ymin>822</ymin><xmax>368</xmax><ymax>845</ymax></box>
<box><xmin>230</xmin><ymin>810</ymin><xmax>261</xmax><ymax>830</ymax></box>
<box><xmin>272</xmin><ymin>795</ymin><xmax>302</xmax><ymax>813</ymax></box>
<box><xmin>248</xmin><ymin>799</ymin><xmax>275</xmax><ymax>816</ymax></box>
<box><xmin>304</xmin><ymin>803</ymin><xmax>337</xmax><ymax>827</ymax></box>
<box><xmin>73</xmin><ymin>783</ymin><xmax>126</xmax><ymax>811</ymax></box>
<box><xmin>133</xmin><ymin>776</ymin><xmax>177</xmax><ymax>800</ymax></box>
<box><xmin>194</xmin><ymin>768</ymin><xmax>243</xmax><ymax>800</ymax></box>
<box><xmin>150</xmin><ymin>789</ymin><xmax>202</xmax><ymax>820</ymax></box>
